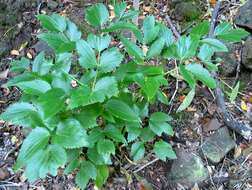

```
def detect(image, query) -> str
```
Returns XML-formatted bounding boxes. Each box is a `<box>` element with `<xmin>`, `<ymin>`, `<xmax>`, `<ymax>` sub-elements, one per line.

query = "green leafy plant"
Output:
<box><xmin>0</xmin><ymin>2</ymin><xmax>249</xmax><ymax>189</ymax></box>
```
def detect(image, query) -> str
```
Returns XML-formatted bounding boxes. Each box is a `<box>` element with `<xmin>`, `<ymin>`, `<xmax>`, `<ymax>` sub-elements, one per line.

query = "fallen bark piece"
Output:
<box><xmin>201</xmin><ymin>127</ymin><xmax>236</xmax><ymax>163</ymax></box>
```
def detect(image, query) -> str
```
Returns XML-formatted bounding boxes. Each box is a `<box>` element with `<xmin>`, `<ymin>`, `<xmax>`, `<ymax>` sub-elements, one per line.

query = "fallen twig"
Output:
<box><xmin>165</xmin><ymin>15</ymin><xmax>181</xmax><ymax>38</ymax></box>
<box><xmin>133</xmin><ymin>157</ymin><xmax>159</xmax><ymax>173</ymax></box>
<box><xmin>209</xmin><ymin>0</ymin><xmax>252</xmax><ymax>140</ymax></box>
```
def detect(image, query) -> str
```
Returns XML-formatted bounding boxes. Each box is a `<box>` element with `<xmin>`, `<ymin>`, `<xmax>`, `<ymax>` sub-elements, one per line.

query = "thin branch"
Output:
<box><xmin>133</xmin><ymin>158</ymin><xmax>159</xmax><ymax>173</ymax></box>
<box><xmin>209</xmin><ymin>0</ymin><xmax>252</xmax><ymax>140</ymax></box>
<box><xmin>165</xmin><ymin>15</ymin><xmax>181</xmax><ymax>38</ymax></box>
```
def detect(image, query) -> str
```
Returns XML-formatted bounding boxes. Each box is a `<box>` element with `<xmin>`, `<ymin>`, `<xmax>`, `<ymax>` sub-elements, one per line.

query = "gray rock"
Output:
<box><xmin>201</xmin><ymin>127</ymin><xmax>236</xmax><ymax>163</ymax></box>
<box><xmin>235</xmin><ymin>0</ymin><xmax>252</xmax><ymax>30</ymax></box>
<box><xmin>242</xmin><ymin>35</ymin><xmax>252</xmax><ymax>70</ymax></box>
<box><xmin>167</xmin><ymin>149</ymin><xmax>208</xmax><ymax>188</ymax></box>
<box><xmin>216</xmin><ymin>43</ymin><xmax>239</xmax><ymax>76</ymax></box>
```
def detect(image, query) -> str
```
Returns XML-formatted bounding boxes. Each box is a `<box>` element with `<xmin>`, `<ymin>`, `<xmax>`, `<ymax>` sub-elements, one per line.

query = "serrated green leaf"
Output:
<box><xmin>159</xmin><ymin>23</ymin><xmax>174</xmax><ymax>47</ymax></box>
<box><xmin>104</xmin><ymin>125</ymin><xmax>127</xmax><ymax>144</ymax></box>
<box><xmin>126</xmin><ymin>123</ymin><xmax>142</xmax><ymax>142</ymax></box>
<box><xmin>201</xmin><ymin>38</ymin><xmax>228</xmax><ymax>52</ymax></box>
<box><xmin>38</xmin><ymin>33</ymin><xmax>75</xmax><ymax>53</ymax></box>
<box><xmin>105</xmin><ymin>99</ymin><xmax>140</xmax><ymax>122</ymax></box>
<box><xmin>120</xmin><ymin>36</ymin><xmax>144</xmax><ymax>63</ymax></box>
<box><xmin>53</xmin><ymin>119</ymin><xmax>89</xmax><ymax>148</ymax></box>
<box><xmin>64</xmin><ymin>158</ymin><xmax>80</xmax><ymax>174</ymax></box>
<box><xmin>53</xmin><ymin>53</ymin><xmax>72</xmax><ymax>73</ymax></box>
<box><xmin>186</xmin><ymin>63</ymin><xmax>216</xmax><ymax>88</ymax></box>
<box><xmin>143</xmin><ymin>16</ymin><xmax>160</xmax><ymax>44</ymax></box>
<box><xmin>37</xmin><ymin>14</ymin><xmax>66</xmax><ymax>32</ymax></box>
<box><xmin>75</xmin><ymin>161</ymin><xmax>97</xmax><ymax>190</ymax></box>
<box><xmin>103</xmin><ymin>22</ymin><xmax>143</xmax><ymax>42</ymax></box>
<box><xmin>177</xmin><ymin>88</ymin><xmax>195</xmax><ymax>112</ymax></box>
<box><xmin>0</xmin><ymin>102</ymin><xmax>43</xmax><ymax>127</ymax></box>
<box><xmin>198</xmin><ymin>44</ymin><xmax>214</xmax><ymax>62</ymax></box>
<box><xmin>176</xmin><ymin>35</ymin><xmax>199</xmax><ymax>60</ymax></box>
<box><xmin>10</xmin><ymin>57</ymin><xmax>30</xmax><ymax>72</ymax></box>
<box><xmin>214</xmin><ymin>22</ymin><xmax>232</xmax><ymax>36</ymax></box>
<box><xmin>88</xmin><ymin>128</ymin><xmax>104</xmax><ymax>147</ymax></box>
<box><xmin>76</xmin><ymin>39</ymin><xmax>97</xmax><ymax>69</ymax></box>
<box><xmin>87</xmin><ymin>34</ymin><xmax>111</xmax><ymax>52</ymax></box>
<box><xmin>75</xmin><ymin>104</ymin><xmax>102</xmax><ymax>129</ymax></box>
<box><xmin>95</xmin><ymin>165</ymin><xmax>109</xmax><ymax>188</ymax></box>
<box><xmin>16</xmin><ymin>79</ymin><xmax>51</xmax><ymax>95</ymax></box>
<box><xmin>85</xmin><ymin>3</ymin><xmax>109</xmax><ymax>27</ymax></box>
<box><xmin>146</xmin><ymin>37</ymin><xmax>165</xmax><ymax>59</ymax></box>
<box><xmin>15</xmin><ymin>127</ymin><xmax>50</xmax><ymax>170</ymax></box>
<box><xmin>217</xmin><ymin>29</ymin><xmax>249</xmax><ymax>42</ymax></box>
<box><xmin>191</xmin><ymin>21</ymin><xmax>210</xmax><ymax>37</ymax></box>
<box><xmin>153</xmin><ymin>140</ymin><xmax>176</xmax><ymax>161</ymax></box>
<box><xmin>37</xmin><ymin>88</ymin><xmax>66</xmax><ymax>119</ymax></box>
<box><xmin>25</xmin><ymin>144</ymin><xmax>66</xmax><ymax>182</ymax></box>
<box><xmin>130</xmin><ymin>142</ymin><xmax>145</xmax><ymax>161</ymax></box>
<box><xmin>32</xmin><ymin>52</ymin><xmax>53</xmax><ymax>75</ymax></box>
<box><xmin>65</xmin><ymin>19</ymin><xmax>81</xmax><ymax>42</ymax></box>
<box><xmin>114</xmin><ymin>2</ymin><xmax>127</xmax><ymax>19</ymax></box>
<box><xmin>141</xmin><ymin>77</ymin><xmax>160</xmax><ymax>100</ymax></box>
<box><xmin>99</xmin><ymin>48</ymin><xmax>123</xmax><ymax>73</ymax></box>
<box><xmin>87</xmin><ymin>148</ymin><xmax>112</xmax><ymax>165</ymax></box>
<box><xmin>97</xmin><ymin>139</ymin><xmax>115</xmax><ymax>155</ymax></box>
<box><xmin>179</xmin><ymin>64</ymin><xmax>196</xmax><ymax>88</ymax></box>
<box><xmin>93</xmin><ymin>76</ymin><xmax>119</xmax><ymax>101</ymax></box>
<box><xmin>149</xmin><ymin>112</ymin><xmax>174</xmax><ymax>136</ymax></box>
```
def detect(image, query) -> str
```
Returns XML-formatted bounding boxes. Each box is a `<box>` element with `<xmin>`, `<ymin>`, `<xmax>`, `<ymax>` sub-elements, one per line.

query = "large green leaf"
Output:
<box><xmin>15</xmin><ymin>127</ymin><xmax>50</xmax><ymax>170</ymax></box>
<box><xmin>130</xmin><ymin>141</ymin><xmax>145</xmax><ymax>161</ymax></box>
<box><xmin>176</xmin><ymin>35</ymin><xmax>199</xmax><ymax>60</ymax></box>
<box><xmin>75</xmin><ymin>104</ymin><xmax>102</xmax><ymax>129</ymax></box>
<box><xmin>76</xmin><ymin>161</ymin><xmax>97</xmax><ymax>189</ymax></box>
<box><xmin>37</xmin><ymin>88</ymin><xmax>66</xmax><ymax>119</ymax></box>
<box><xmin>95</xmin><ymin>165</ymin><xmax>109</xmax><ymax>188</ymax></box>
<box><xmin>87</xmin><ymin>148</ymin><xmax>112</xmax><ymax>165</ymax></box>
<box><xmin>120</xmin><ymin>36</ymin><xmax>144</xmax><ymax>63</ymax></box>
<box><xmin>104</xmin><ymin>125</ymin><xmax>127</xmax><ymax>144</ymax></box>
<box><xmin>32</xmin><ymin>52</ymin><xmax>53</xmax><ymax>75</ymax></box>
<box><xmin>25</xmin><ymin>144</ymin><xmax>67</xmax><ymax>181</ymax></box>
<box><xmin>186</xmin><ymin>63</ymin><xmax>216</xmax><ymax>88</ymax></box>
<box><xmin>38</xmin><ymin>33</ymin><xmax>75</xmax><ymax>53</ymax></box>
<box><xmin>85</xmin><ymin>3</ymin><xmax>109</xmax><ymax>27</ymax></box>
<box><xmin>179</xmin><ymin>64</ymin><xmax>196</xmax><ymax>88</ymax></box>
<box><xmin>159</xmin><ymin>23</ymin><xmax>174</xmax><ymax>47</ymax></box>
<box><xmin>37</xmin><ymin>14</ymin><xmax>66</xmax><ymax>32</ymax></box>
<box><xmin>198</xmin><ymin>44</ymin><xmax>214</xmax><ymax>61</ymax></box>
<box><xmin>126</xmin><ymin>123</ymin><xmax>142</xmax><ymax>142</ymax></box>
<box><xmin>105</xmin><ymin>99</ymin><xmax>140</xmax><ymax>122</ymax></box>
<box><xmin>93</xmin><ymin>76</ymin><xmax>119</xmax><ymax>101</ymax></box>
<box><xmin>153</xmin><ymin>140</ymin><xmax>176</xmax><ymax>161</ymax></box>
<box><xmin>146</xmin><ymin>37</ymin><xmax>165</xmax><ymax>59</ymax></box>
<box><xmin>201</xmin><ymin>38</ymin><xmax>228</xmax><ymax>52</ymax></box>
<box><xmin>97</xmin><ymin>139</ymin><xmax>115</xmax><ymax>156</ymax></box>
<box><xmin>143</xmin><ymin>16</ymin><xmax>160</xmax><ymax>44</ymax></box>
<box><xmin>141</xmin><ymin>77</ymin><xmax>160</xmax><ymax>100</ymax></box>
<box><xmin>10</xmin><ymin>57</ymin><xmax>30</xmax><ymax>72</ymax></box>
<box><xmin>191</xmin><ymin>21</ymin><xmax>210</xmax><ymax>37</ymax></box>
<box><xmin>76</xmin><ymin>39</ymin><xmax>97</xmax><ymax>69</ymax></box>
<box><xmin>214</xmin><ymin>22</ymin><xmax>232</xmax><ymax>36</ymax></box>
<box><xmin>114</xmin><ymin>2</ymin><xmax>127</xmax><ymax>19</ymax></box>
<box><xmin>103</xmin><ymin>22</ymin><xmax>143</xmax><ymax>42</ymax></box>
<box><xmin>149</xmin><ymin>112</ymin><xmax>173</xmax><ymax>136</ymax></box>
<box><xmin>99</xmin><ymin>48</ymin><xmax>123</xmax><ymax>73</ymax></box>
<box><xmin>15</xmin><ymin>79</ymin><xmax>51</xmax><ymax>95</ymax></box>
<box><xmin>0</xmin><ymin>102</ymin><xmax>43</xmax><ymax>128</ymax></box>
<box><xmin>87</xmin><ymin>34</ymin><xmax>111</xmax><ymax>52</ymax></box>
<box><xmin>65</xmin><ymin>19</ymin><xmax>81</xmax><ymax>42</ymax></box>
<box><xmin>177</xmin><ymin>88</ymin><xmax>195</xmax><ymax>112</ymax></box>
<box><xmin>53</xmin><ymin>119</ymin><xmax>89</xmax><ymax>148</ymax></box>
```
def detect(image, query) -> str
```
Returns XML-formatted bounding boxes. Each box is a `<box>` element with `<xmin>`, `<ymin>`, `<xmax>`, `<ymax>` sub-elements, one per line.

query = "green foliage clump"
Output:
<box><xmin>0</xmin><ymin>2</ymin><xmax>248</xmax><ymax>189</ymax></box>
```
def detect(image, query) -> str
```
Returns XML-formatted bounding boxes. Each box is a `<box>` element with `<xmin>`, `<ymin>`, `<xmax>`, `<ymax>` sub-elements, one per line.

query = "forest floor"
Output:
<box><xmin>0</xmin><ymin>0</ymin><xmax>252</xmax><ymax>190</ymax></box>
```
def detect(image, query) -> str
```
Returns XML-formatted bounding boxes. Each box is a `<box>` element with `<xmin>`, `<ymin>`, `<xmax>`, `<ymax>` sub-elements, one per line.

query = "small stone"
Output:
<box><xmin>201</xmin><ymin>127</ymin><xmax>236</xmax><ymax>163</ymax></box>
<box><xmin>10</xmin><ymin>49</ymin><xmax>20</xmax><ymax>56</ymax></box>
<box><xmin>167</xmin><ymin>149</ymin><xmax>208</xmax><ymax>188</ymax></box>
<box><xmin>235</xmin><ymin>0</ymin><xmax>252</xmax><ymax>30</ymax></box>
<box><xmin>242</xmin><ymin>35</ymin><xmax>252</xmax><ymax>70</ymax></box>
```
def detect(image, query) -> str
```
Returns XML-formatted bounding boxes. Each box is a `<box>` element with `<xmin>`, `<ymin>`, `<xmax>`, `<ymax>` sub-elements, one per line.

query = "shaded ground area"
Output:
<box><xmin>0</xmin><ymin>0</ymin><xmax>252</xmax><ymax>190</ymax></box>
